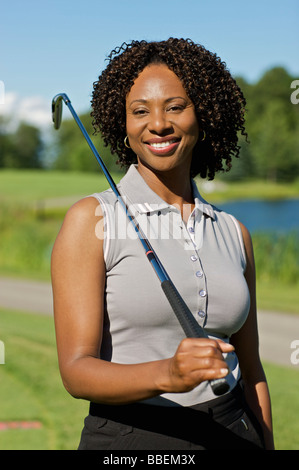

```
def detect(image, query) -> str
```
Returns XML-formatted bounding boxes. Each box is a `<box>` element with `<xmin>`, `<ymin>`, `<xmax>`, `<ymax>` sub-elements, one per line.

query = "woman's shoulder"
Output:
<box><xmin>62</xmin><ymin>196</ymin><xmax>104</xmax><ymax>229</ymax></box>
<box><xmin>52</xmin><ymin>196</ymin><xmax>105</xmax><ymax>257</ymax></box>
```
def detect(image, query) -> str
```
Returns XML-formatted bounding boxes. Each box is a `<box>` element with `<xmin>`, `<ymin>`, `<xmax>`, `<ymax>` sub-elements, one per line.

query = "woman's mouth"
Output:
<box><xmin>144</xmin><ymin>138</ymin><xmax>181</xmax><ymax>155</ymax></box>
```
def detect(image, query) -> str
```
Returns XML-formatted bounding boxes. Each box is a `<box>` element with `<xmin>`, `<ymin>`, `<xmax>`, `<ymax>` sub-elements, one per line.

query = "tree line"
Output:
<box><xmin>0</xmin><ymin>66</ymin><xmax>298</xmax><ymax>181</ymax></box>
<box><xmin>0</xmin><ymin>119</ymin><xmax>43</xmax><ymax>169</ymax></box>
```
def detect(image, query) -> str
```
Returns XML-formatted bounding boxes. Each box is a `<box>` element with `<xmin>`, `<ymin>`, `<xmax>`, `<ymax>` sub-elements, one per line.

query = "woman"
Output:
<box><xmin>51</xmin><ymin>38</ymin><xmax>274</xmax><ymax>450</ymax></box>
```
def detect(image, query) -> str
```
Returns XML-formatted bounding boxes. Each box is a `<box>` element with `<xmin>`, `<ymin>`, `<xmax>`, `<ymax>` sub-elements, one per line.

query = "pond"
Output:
<box><xmin>217</xmin><ymin>198</ymin><xmax>299</xmax><ymax>234</ymax></box>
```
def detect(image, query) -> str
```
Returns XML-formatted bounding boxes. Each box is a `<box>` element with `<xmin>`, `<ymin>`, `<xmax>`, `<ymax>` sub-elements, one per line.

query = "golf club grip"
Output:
<box><xmin>161</xmin><ymin>280</ymin><xmax>207</xmax><ymax>339</ymax></box>
<box><xmin>161</xmin><ymin>279</ymin><xmax>230</xmax><ymax>396</ymax></box>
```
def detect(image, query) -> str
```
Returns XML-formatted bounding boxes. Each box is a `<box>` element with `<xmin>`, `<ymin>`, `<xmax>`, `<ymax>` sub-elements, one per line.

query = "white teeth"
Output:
<box><xmin>149</xmin><ymin>140</ymin><xmax>177</xmax><ymax>148</ymax></box>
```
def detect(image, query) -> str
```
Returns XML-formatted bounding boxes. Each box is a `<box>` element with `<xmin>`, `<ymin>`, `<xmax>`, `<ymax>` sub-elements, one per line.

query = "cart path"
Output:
<box><xmin>1</xmin><ymin>276</ymin><xmax>299</xmax><ymax>370</ymax></box>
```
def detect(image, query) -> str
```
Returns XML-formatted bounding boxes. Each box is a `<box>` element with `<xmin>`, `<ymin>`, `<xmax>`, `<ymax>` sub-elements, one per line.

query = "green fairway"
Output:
<box><xmin>0</xmin><ymin>169</ymin><xmax>298</xmax><ymax>308</ymax></box>
<box><xmin>0</xmin><ymin>169</ymin><xmax>124</xmax><ymax>206</ymax></box>
<box><xmin>0</xmin><ymin>308</ymin><xmax>299</xmax><ymax>450</ymax></box>
<box><xmin>197</xmin><ymin>177</ymin><xmax>299</xmax><ymax>204</ymax></box>
<box><xmin>0</xmin><ymin>308</ymin><xmax>88</xmax><ymax>450</ymax></box>
<box><xmin>0</xmin><ymin>169</ymin><xmax>298</xmax><ymax>206</ymax></box>
<box><xmin>0</xmin><ymin>170</ymin><xmax>299</xmax><ymax>449</ymax></box>
<box><xmin>257</xmin><ymin>280</ymin><xmax>299</xmax><ymax>314</ymax></box>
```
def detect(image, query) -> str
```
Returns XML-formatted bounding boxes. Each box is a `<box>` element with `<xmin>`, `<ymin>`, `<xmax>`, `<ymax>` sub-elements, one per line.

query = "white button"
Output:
<box><xmin>198</xmin><ymin>310</ymin><xmax>206</xmax><ymax>318</ymax></box>
<box><xmin>190</xmin><ymin>255</ymin><xmax>197</xmax><ymax>261</ymax></box>
<box><xmin>199</xmin><ymin>290</ymin><xmax>207</xmax><ymax>297</ymax></box>
<box><xmin>196</xmin><ymin>271</ymin><xmax>203</xmax><ymax>278</ymax></box>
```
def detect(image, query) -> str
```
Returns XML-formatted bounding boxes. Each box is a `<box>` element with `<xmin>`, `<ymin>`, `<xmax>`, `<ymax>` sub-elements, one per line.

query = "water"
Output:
<box><xmin>217</xmin><ymin>198</ymin><xmax>299</xmax><ymax>234</ymax></box>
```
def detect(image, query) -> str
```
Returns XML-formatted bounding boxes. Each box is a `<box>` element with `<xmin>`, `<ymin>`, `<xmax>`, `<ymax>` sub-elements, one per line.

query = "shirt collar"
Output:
<box><xmin>118</xmin><ymin>164</ymin><xmax>215</xmax><ymax>220</ymax></box>
<box><xmin>191</xmin><ymin>180</ymin><xmax>215</xmax><ymax>220</ymax></box>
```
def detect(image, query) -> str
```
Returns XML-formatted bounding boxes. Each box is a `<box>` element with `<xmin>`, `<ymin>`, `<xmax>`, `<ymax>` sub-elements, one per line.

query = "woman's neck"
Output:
<box><xmin>136</xmin><ymin>163</ymin><xmax>195</xmax><ymax>221</ymax></box>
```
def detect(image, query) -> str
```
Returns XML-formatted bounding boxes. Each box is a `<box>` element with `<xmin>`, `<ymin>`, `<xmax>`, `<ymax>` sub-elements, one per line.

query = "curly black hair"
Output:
<box><xmin>91</xmin><ymin>38</ymin><xmax>247</xmax><ymax>180</ymax></box>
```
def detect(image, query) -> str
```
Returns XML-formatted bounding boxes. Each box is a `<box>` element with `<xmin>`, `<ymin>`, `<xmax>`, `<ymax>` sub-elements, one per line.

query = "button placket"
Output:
<box><xmin>197</xmin><ymin>310</ymin><xmax>206</xmax><ymax>319</ymax></box>
<box><xmin>197</xmin><ymin>285</ymin><xmax>207</xmax><ymax>327</ymax></box>
<box><xmin>161</xmin><ymin>206</ymin><xmax>208</xmax><ymax>327</ymax></box>
<box><xmin>184</xmin><ymin>210</ymin><xmax>207</xmax><ymax>325</ymax></box>
<box><xmin>176</xmin><ymin>219</ymin><xmax>193</xmax><ymax>252</ymax></box>
<box><xmin>188</xmin><ymin>250</ymin><xmax>207</xmax><ymax>328</ymax></box>
<box><xmin>185</xmin><ymin>212</ymin><xmax>195</xmax><ymax>246</ymax></box>
<box><xmin>194</xmin><ymin>211</ymin><xmax>204</xmax><ymax>252</ymax></box>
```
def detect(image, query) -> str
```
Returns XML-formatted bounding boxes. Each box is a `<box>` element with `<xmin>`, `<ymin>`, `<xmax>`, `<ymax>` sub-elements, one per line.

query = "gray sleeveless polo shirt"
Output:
<box><xmin>90</xmin><ymin>164</ymin><xmax>250</xmax><ymax>406</ymax></box>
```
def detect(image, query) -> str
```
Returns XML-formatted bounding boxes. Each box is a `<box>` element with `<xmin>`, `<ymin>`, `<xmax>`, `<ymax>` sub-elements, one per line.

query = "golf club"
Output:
<box><xmin>51</xmin><ymin>93</ymin><xmax>230</xmax><ymax>396</ymax></box>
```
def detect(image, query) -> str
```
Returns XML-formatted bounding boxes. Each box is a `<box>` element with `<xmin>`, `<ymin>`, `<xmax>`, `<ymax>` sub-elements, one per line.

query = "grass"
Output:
<box><xmin>196</xmin><ymin>177</ymin><xmax>299</xmax><ymax>203</ymax></box>
<box><xmin>0</xmin><ymin>169</ymin><xmax>298</xmax><ymax>307</ymax></box>
<box><xmin>0</xmin><ymin>308</ymin><xmax>298</xmax><ymax>450</ymax></box>
<box><xmin>1</xmin><ymin>212</ymin><xmax>298</xmax><ymax>313</ymax></box>
<box><xmin>0</xmin><ymin>169</ymin><xmax>299</xmax><ymax>206</ymax></box>
<box><xmin>253</xmin><ymin>232</ymin><xmax>299</xmax><ymax>314</ymax></box>
<box><xmin>0</xmin><ymin>308</ymin><xmax>88</xmax><ymax>450</ymax></box>
<box><xmin>257</xmin><ymin>280</ymin><xmax>299</xmax><ymax>314</ymax></box>
<box><xmin>0</xmin><ymin>169</ymin><xmax>123</xmax><ymax>206</ymax></box>
<box><xmin>0</xmin><ymin>204</ymin><xmax>59</xmax><ymax>281</ymax></box>
<box><xmin>262</xmin><ymin>362</ymin><xmax>299</xmax><ymax>450</ymax></box>
<box><xmin>1</xmin><ymin>171</ymin><xmax>298</xmax><ymax>449</ymax></box>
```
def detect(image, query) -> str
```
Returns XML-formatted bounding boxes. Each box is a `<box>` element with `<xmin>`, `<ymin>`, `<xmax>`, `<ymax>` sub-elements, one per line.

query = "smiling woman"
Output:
<box><xmin>125</xmin><ymin>64</ymin><xmax>200</xmax><ymax>191</ymax></box>
<box><xmin>91</xmin><ymin>38</ymin><xmax>247</xmax><ymax>180</ymax></box>
<box><xmin>51</xmin><ymin>38</ymin><xmax>274</xmax><ymax>450</ymax></box>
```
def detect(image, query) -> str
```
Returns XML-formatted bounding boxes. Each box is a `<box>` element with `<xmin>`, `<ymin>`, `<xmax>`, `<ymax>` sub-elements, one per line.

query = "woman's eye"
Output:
<box><xmin>167</xmin><ymin>105</ymin><xmax>184</xmax><ymax>112</ymax></box>
<box><xmin>133</xmin><ymin>109</ymin><xmax>148</xmax><ymax>115</ymax></box>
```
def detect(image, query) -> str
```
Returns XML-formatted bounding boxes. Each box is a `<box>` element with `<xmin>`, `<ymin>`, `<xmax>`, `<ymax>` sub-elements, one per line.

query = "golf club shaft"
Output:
<box><xmin>52</xmin><ymin>93</ymin><xmax>229</xmax><ymax>396</ymax></box>
<box><xmin>53</xmin><ymin>95</ymin><xmax>169</xmax><ymax>282</ymax></box>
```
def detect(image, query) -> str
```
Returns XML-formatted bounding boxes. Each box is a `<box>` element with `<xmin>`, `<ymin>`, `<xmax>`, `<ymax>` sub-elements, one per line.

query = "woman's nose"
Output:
<box><xmin>147</xmin><ymin>110</ymin><xmax>173</xmax><ymax>134</ymax></box>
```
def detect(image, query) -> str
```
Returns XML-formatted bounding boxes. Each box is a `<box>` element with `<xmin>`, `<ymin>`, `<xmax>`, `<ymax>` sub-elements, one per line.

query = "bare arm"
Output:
<box><xmin>51</xmin><ymin>197</ymin><xmax>233</xmax><ymax>405</ymax></box>
<box><xmin>231</xmin><ymin>221</ymin><xmax>274</xmax><ymax>450</ymax></box>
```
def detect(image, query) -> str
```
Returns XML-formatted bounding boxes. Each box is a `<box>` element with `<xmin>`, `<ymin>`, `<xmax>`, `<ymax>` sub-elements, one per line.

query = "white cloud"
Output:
<box><xmin>0</xmin><ymin>92</ymin><xmax>52</xmax><ymax>131</ymax></box>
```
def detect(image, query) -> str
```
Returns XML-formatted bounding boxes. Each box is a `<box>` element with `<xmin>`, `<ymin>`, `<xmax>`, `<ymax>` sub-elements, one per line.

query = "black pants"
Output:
<box><xmin>78</xmin><ymin>382</ymin><xmax>265</xmax><ymax>450</ymax></box>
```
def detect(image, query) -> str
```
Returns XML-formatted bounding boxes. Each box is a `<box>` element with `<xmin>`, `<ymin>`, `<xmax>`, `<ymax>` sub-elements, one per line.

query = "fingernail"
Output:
<box><xmin>220</xmin><ymin>368</ymin><xmax>229</xmax><ymax>376</ymax></box>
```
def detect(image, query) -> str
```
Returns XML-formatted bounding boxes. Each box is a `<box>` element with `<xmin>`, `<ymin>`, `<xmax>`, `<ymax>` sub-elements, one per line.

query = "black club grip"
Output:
<box><xmin>161</xmin><ymin>279</ymin><xmax>207</xmax><ymax>339</ymax></box>
<box><xmin>161</xmin><ymin>279</ymin><xmax>229</xmax><ymax>396</ymax></box>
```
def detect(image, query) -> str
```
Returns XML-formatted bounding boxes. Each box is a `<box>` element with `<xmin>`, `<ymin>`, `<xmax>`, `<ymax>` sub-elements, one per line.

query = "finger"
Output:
<box><xmin>192</xmin><ymin>366</ymin><xmax>230</xmax><ymax>383</ymax></box>
<box><xmin>215</xmin><ymin>340</ymin><xmax>235</xmax><ymax>353</ymax></box>
<box><xmin>181</xmin><ymin>337</ymin><xmax>234</xmax><ymax>352</ymax></box>
<box><xmin>183</xmin><ymin>339</ymin><xmax>232</xmax><ymax>359</ymax></box>
<box><xmin>174</xmin><ymin>338</ymin><xmax>233</xmax><ymax>376</ymax></box>
<box><xmin>177</xmin><ymin>360</ymin><xmax>230</xmax><ymax>391</ymax></box>
<box><xmin>187</xmin><ymin>354</ymin><xmax>230</xmax><ymax>373</ymax></box>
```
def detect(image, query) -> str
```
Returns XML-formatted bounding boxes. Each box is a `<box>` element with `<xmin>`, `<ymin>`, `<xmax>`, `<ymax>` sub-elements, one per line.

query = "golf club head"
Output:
<box><xmin>52</xmin><ymin>94</ymin><xmax>65</xmax><ymax>129</ymax></box>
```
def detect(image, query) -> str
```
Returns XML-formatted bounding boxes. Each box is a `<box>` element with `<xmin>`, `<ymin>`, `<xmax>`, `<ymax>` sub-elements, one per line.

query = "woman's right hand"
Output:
<box><xmin>159</xmin><ymin>337</ymin><xmax>234</xmax><ymax>394</ymax></box>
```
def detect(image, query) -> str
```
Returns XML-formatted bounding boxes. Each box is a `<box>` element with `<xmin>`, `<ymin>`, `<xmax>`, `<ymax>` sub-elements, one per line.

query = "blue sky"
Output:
<box><xmin>1</xmin><ymin>0</ymin><xmax>298</xmax><ymax>129</ymax></box>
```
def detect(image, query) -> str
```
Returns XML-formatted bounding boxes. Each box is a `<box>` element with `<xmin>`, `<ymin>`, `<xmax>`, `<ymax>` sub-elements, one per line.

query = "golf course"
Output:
<box><xmin>0</xmin><ymin>170</ymin><xmax>299</xmax><ymax>450</ymax></box>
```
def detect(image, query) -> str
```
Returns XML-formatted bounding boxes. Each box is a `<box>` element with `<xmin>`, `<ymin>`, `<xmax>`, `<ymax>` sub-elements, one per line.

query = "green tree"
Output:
<box><xmin>1</xmin><ymin>122</ymin><xmax>43</xmax><ymax>168</ymax></box>
<box><xmin>235</xmin><ymin>67</ymin><xmax>299</xmax><ymax>182</ymax></box>
<box><xmin>52</xmin><ymin>112</ymin><xmax>120</xmax><ymax>173</ymax></box>
<box><xmin>253</xmin><ymin>100</ymin><xmax>299</xmax><ymax>181</ymax></box>
<box><xmin>0</xmin><ymin>117</ymin><xmax>14</xmax><ymax>168</ymax></box>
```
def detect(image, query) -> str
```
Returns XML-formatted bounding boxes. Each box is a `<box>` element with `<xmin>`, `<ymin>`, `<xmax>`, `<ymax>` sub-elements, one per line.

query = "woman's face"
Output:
<box><xmin>125</xmin><ymin>64</ymin><xmax>199</xmax><ymax>174</ymax></box>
